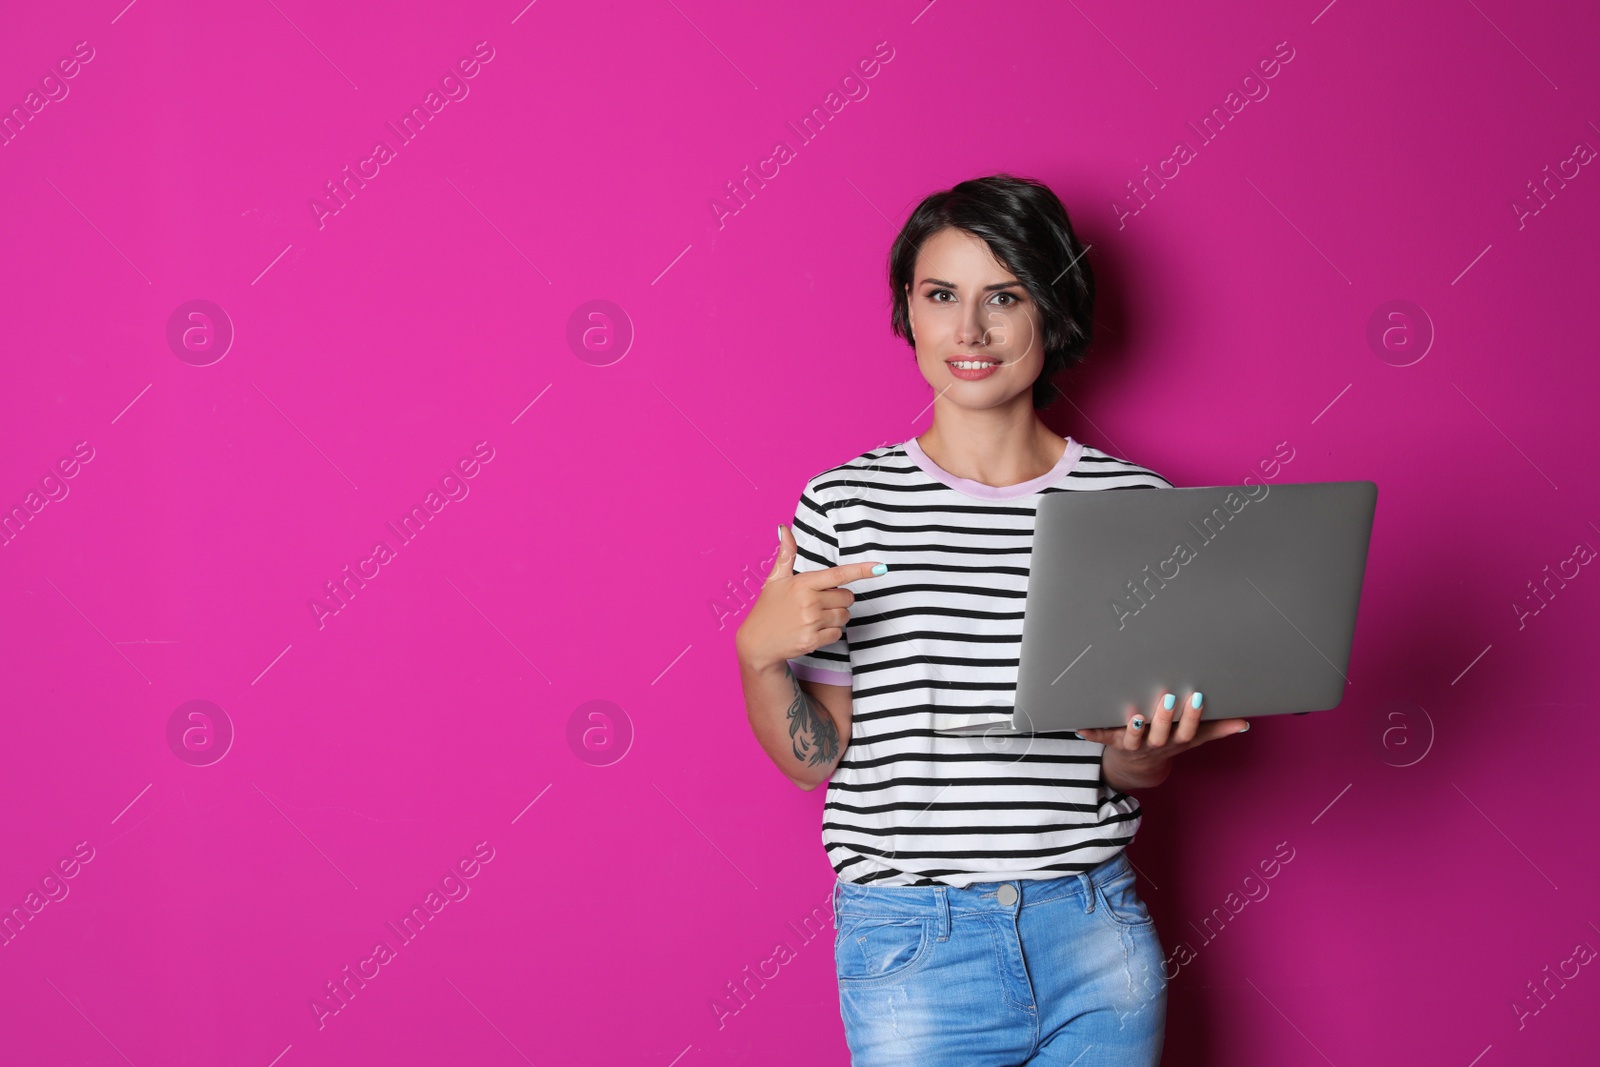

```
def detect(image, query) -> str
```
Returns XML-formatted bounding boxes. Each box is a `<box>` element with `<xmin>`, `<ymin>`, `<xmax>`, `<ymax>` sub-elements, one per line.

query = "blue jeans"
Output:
<box><xmin>833</xmin><ymin>850</ymin><xmax>1167</xmax><ymax>1065</ymax></box>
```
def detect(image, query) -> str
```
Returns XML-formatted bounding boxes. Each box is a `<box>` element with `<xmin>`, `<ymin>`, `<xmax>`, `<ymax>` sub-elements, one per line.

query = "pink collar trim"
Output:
<box><xmin>902</xmin><ymin>435</ymin><xmax>1084</xmax><ymax>500</ymax></box>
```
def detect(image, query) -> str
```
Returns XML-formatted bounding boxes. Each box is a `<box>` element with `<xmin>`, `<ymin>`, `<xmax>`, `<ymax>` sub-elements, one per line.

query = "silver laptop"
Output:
<box><xmin>942</xmin><ymin>480</ymin><xmax>1378</xmax><ymax>735</ymax></box>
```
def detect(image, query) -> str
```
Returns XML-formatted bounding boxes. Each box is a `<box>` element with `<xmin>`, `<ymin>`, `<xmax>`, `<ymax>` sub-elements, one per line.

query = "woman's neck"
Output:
<box><xmin>914</xmin><ymin>416</ymin><xmax>1067</xmax><ymax>489</ymax></box>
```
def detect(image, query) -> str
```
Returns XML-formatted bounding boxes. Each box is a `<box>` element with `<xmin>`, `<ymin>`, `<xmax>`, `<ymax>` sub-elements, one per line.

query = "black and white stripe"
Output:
<box><xmin>788</xmin><ymin>437</ymin><xmax>1173</xmax><ymax>887</ymax></box>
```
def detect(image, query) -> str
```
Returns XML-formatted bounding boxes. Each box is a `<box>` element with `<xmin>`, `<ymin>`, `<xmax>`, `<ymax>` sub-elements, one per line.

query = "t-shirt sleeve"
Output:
<box><xmin>786</xmin><ymin>478</ymin><xmax>853</xmax><ymax>686</ymax></box>
<box><xmin>1134</xmin><ymin>465</ymin><xmax>1174</xmax><ymax>489</ymax></box>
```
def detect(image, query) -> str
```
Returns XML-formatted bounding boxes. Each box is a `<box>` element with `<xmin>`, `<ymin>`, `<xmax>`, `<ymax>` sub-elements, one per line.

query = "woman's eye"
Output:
<box><xmin>992</xmin><ymin>292</ymin><xmax>1019</xmax><ymax>306</ymax></box>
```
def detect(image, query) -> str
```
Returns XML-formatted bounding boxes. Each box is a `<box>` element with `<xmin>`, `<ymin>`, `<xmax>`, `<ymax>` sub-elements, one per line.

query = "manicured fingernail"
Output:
<box><xmin>1132</xmin><ymin>717</ymin><xmax>1144</xmax><ymax>730</ymax></box>
<box><xmin>1072</xmin><ymin>731</ymin><xmax>1086</xmax><ymax>740</ymax></box>
<box><xmin>1162</xmin><ymin>693</ymin><xmax>1175</xmax><ymax>711</ymax></box>
<box><xmin>1191</xmin><ymin>692</ymin><xmax>1203</xmax><ymax>709</ymax></box>
<box><xmin>1239</xmin><ymin>723</ymin><xmax>1251</xmax><ymax>733</ymax></box>
<box><xmin>871</xmin><ymin>563</ymin><xmax>888</xmax><ymax>575</ymax></box>
<box><xmin>777</xmin><ymin>524</ymin><xmax>784</xmax><ymax>542</ymax></box>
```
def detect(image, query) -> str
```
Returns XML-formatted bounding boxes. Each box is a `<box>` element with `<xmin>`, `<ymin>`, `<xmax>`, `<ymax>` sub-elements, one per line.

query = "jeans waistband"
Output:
<box><xmin>832</xmin><ymin>849</ymin><xmax>1133</xmax><ymax>926</ymax></box>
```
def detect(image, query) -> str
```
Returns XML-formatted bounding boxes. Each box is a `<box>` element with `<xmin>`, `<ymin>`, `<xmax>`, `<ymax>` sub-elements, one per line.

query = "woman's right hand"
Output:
<box><xmin>734</xmin><ymin>525</ymin><xmax>886</xmax><ymax>673</ymax></box>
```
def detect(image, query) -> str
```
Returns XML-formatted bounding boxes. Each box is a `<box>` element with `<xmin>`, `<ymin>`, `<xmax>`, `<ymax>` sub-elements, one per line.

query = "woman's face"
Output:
<box><xmin>905</xmin><ymin>227</ymin><xmax>1044</xmax><ymax>411</ymax></box>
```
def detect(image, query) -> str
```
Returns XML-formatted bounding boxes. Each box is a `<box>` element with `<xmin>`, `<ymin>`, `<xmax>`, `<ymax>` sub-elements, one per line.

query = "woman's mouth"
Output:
<box><xmin>946</xmin><ymin>358</ymin><xmax>1001</xmax><ymax>381</ymax></box>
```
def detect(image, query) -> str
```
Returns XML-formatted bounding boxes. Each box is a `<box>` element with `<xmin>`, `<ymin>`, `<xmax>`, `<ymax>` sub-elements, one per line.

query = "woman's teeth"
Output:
<box><xmin>951</xmin><ymin>360</ymin><xmax>997</xmax><ymax>369</ymax></box>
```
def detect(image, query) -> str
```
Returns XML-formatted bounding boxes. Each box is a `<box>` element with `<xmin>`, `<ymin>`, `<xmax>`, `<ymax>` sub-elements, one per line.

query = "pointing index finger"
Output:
<box><xmin>797</xmin><ymin>561</ymin><xmax>888</xmax><ymax>589</ymax></box>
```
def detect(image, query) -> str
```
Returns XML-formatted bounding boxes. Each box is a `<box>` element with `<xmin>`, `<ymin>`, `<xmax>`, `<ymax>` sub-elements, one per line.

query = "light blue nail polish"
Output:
<box><xmin>1072</xmin><ymin>731</ymin><xmax>1086</xmax><ymax>740</ymax></box>
<box><xmin>1162</xmin><ymin>693</ymin><xmax>1175</xmax><ymax>711</ymax></box>
<box><xmin>1191</xmin><ymin>692</ymin><xmax>1203</xmax><ymax>709</ymax></box>
<box><xmin>1132</xmin><ymin>718</ymin><xmax>1144</xmax><ymax>730</ymax></box>
<box><xmin>871</xmin><ymin>563</ymin><xmax>887</xmax><ymax>575</ymax></box>
<box><xmin>1240</xmin><ymin>722</ymin><xmax>1250</xmax><ymax>733</ymax></box>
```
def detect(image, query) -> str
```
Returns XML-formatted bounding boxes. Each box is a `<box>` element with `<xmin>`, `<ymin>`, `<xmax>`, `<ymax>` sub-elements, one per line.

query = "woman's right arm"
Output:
<box><xmin>735</xmin><ymin>525</ymin><xmax>884</xmax><ymax>791</ymax></box>
<box><xmin>736</xmin><ymin>662</ymin><xmax>853</xmax><ymax>791</ymax></box>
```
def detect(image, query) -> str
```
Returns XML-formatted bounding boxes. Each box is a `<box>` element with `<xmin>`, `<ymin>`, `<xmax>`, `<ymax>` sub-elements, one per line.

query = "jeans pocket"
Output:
<box><xmin>1095</xmin><ymin>870</ymin><xmax>1155</xmax><ymax>928</ymax></box>
<box><xmin>835</xmin><ymin>916</ymin><xmax>934</xmax><ymax>983</ymax></box>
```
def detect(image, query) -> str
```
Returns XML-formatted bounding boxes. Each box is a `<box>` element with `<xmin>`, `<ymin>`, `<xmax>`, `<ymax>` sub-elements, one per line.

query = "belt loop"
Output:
<box><xmin>936</xmin><ymin>886</ymin><xmax>951</xmax><ymax>941</ymax></box>
<box><xmin>1078</xmin><ymin>870</ymin><xmax>1095</xmax><ymax>914</ymax></box>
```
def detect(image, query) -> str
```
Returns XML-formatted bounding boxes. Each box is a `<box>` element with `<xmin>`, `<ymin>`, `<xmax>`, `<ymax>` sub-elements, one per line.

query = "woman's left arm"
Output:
<box><xmin>1076</xmin><ymin>690</ymin><xmax>1250</xmax><ymax>792</ymax></box>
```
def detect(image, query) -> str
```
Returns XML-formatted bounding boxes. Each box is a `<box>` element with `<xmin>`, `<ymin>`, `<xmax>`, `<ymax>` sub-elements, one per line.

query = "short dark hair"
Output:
<box><xmin>888</xmin><ymin>174</ymin><xmax>1095</xmax><ymax>410</ymax></box>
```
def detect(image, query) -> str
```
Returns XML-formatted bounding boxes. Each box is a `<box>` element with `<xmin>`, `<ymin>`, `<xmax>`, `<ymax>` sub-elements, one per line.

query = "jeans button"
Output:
<box><xmin>996</xmin><ymin>884</ymin><xmax>1018</xmax><ymax>906</ymax></box>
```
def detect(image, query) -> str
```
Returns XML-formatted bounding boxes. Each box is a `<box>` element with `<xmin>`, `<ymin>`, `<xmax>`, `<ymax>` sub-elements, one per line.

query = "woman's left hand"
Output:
<box><xmin>1072</xmin><ymin>690</ymin><xmax>1249</xmax><ymax>790</ymax></box>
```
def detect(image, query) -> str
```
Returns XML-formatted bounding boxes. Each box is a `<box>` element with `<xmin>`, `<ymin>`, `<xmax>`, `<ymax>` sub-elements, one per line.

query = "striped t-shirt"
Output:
<box><xmin>787</xmin><ymin>435</ymin><xmax>1174</xmax><ymax>888</ymax></box>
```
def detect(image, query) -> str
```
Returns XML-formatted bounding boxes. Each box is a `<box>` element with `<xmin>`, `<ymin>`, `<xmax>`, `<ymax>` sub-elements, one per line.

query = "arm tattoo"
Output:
<box><xmin>785</xmin><ymin>668</ymin><xmax>841</xmax><ymax>768</ymax></box>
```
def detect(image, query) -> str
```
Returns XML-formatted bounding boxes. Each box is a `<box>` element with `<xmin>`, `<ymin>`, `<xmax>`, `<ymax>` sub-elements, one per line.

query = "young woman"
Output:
<box><xmin>735</xmin><ymin>174</ymin><xmax>1248</xmax><ymax>1066</ymax></box>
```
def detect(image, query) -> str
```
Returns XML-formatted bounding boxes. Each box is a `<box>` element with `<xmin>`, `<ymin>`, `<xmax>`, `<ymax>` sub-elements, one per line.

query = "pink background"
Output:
<box><xmin>2</xmin><ymin>0</ymin><xmax>1597</xmax><ymax>1063</ymax></box>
